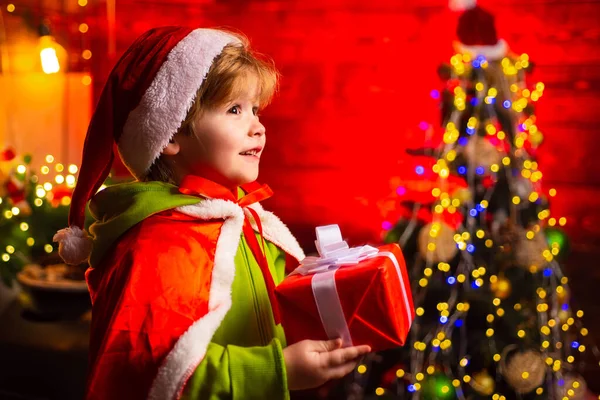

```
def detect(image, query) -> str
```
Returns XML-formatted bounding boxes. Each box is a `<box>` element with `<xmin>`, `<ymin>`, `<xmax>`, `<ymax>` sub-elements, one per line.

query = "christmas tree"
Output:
<box><xmin>350</xmin><ymin>1</ymin><xmax>598</xmax><ymax>399</ymax></box>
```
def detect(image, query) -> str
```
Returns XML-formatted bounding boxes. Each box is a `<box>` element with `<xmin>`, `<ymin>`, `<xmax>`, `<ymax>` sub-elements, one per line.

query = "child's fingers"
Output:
<box><xmin>325</xmin><ymin>345</ymin><xmax>371</xmax><ymax>367</ymax></box>
<box><xmin>315</xmin><ymin>338</ymin><xmax>343</xmax><ymax>353</ymax></box>
<box><xmin>326</xmin><ymin>359</ymin><xmax>361</xmax><ymax>380</ymax></box>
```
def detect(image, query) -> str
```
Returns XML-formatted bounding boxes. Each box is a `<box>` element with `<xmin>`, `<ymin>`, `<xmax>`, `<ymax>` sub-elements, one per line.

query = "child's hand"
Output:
<box><xmin>283</xmin><ymin>338</ymin><xmax>371</xmax><ymax>390</ymax></box>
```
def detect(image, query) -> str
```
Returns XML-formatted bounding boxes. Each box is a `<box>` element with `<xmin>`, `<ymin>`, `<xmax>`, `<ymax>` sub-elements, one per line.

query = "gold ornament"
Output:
<box><xmin>418</xmin><ymin>222</ymin><xmax>458</xmax><ymax>263</ymax></box>
<box><xmin>470</xmin><ymin>370</ymin><xmax>495</xmax><ymax>396</ymax></box>
<box><xmin>558</xmin><ymin>309</ymin><xmax>571</xmax><ymax>324</ymax></box>
<box><xmin>514</xmin><ymin>228</ymin><xmax>549</xmax><ymax>271</ymax></box>
<box><xmin>557</xmin><ymin>287</ymin><xmax>570</xmax><ymax>304</ymax></box>
<box><xmin>452</xmin><ymin>187</ymin><xmax>472</xmax><ymax>204</ymax></box>
<box><xmin>491</xmin><ymin>276</ymin><xmax>512</xmax><ymax>299</ymax></box>
<box><xmin>500</xmin><ymin>346</ymin><xmax>546</xmax><ymax>394</ymax></box>
<box><xmin>562</xmin><ymin>373</ymin><xmax>587</xmax><ymax>400</ymax></box>
<box><xmin>463</xmin><ymin>136</ymin><xmax>502</xmax><ymax>170</ymax></box>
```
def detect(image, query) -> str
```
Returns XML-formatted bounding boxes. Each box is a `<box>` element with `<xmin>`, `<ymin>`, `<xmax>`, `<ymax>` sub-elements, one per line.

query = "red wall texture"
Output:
<box><xmin>88</xmin><ymin>0</ymin><xmax>600</xmax><ymax>252</ymax></box>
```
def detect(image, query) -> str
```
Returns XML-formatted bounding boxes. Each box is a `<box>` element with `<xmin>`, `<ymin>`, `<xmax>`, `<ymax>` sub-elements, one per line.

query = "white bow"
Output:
<box><xmin>290</xmin><ymin>224</ymin><xmax>379</xmax><ymax>276</ymax></box>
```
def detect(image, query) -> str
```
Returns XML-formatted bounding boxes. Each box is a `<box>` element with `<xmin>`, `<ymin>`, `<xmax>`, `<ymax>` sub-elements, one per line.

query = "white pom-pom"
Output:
<box><xmin>53</xmin><ymin>226</ymin><xmax>93</xmax><ymax>265</ymax></box>
<box><xmin>449</xmin><ymin>0</ymin><xmax>477</xmax><ymax>11</ymax></box>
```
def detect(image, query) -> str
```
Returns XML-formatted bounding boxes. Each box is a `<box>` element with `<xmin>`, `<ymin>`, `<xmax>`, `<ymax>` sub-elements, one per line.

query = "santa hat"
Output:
<box><xmin>53</xmin><ymin>26</ymin><xmax>240</xmax><ymax>265</ymax></box>
<box><xmin>451</xmin><ymin>0</ymin><xmax>509</xmax><ymax>60</ymax></box>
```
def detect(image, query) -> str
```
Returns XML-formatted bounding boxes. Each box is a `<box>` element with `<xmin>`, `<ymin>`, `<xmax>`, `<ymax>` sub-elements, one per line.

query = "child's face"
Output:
<box><xmin>176</xmin><ymin>77</ymin><xmax>266</xmax><ymax>190</ymax></box>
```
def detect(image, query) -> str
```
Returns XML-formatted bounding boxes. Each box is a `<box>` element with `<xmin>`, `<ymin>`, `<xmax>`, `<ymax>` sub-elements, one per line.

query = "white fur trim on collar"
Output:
<box><xmin>449</xmin><ymin>0</ymin><xmax>476</xmax><ymax>11</ymax></box>
<box><xmin>147</xmin><ymin>199</ymin><xmax>304</xmax><ymax>399</ymax></box>
<box><xmin>455</xmin><ymin>39</ymin><xmax>508</xmax><ymax>61</ymax></box>
<box><xmin>118</xmin><ymin>29</ymin><xmax>241</xmax><ymax>179</ymax></box>
<box><xmin>246</xmin><ymin>202</ymin><xmax>305</xmax><ymax>263</ymax></box>
<box><xmin>148</xmin><ymin>199</ymin><xmax>244</xmax><ymax>400</ymax></box>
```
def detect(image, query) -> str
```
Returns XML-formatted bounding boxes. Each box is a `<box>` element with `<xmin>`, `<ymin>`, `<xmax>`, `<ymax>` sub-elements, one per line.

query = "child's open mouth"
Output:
<box><xmin>239</xmin><ymin>147</ymin><xmax>262</xmax><ymax>160</ymax></box>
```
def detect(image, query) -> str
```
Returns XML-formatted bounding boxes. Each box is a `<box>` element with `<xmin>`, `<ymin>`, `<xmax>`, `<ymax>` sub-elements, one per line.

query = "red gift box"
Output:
<box><xmin>275</xmin><ymin>237</ymin><xmax>415</xmax><ymax>352</ymax></box>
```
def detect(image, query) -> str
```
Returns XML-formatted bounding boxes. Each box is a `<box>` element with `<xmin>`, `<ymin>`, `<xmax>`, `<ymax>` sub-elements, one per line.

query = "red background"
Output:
<box><xmin>83</xmin><ymin>0</ymin><xmax>600</xmax><ymax>255</ymax></box>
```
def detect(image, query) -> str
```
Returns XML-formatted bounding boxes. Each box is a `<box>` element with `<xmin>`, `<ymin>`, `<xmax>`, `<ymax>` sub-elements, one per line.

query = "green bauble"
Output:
<box><xmin>422</xmin><ymin>373</ymin><xmax>455</xmax><ymax>400</ymax></box>
<box><xmin>23</xmin><ymin>154</ymin><xmax>33</xmax><ymax>165</ymax></box>
<box><xmin>545</xmin><ymin>227</ymin><xmax>570</xmax><ymax>259</ymax></box>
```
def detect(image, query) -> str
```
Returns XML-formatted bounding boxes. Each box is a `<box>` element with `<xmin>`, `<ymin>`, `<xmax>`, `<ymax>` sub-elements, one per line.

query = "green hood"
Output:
<box><xmin>87</xmin><ymin>181</ymin><xmax>201</xmax><ymax>268</ymax></box>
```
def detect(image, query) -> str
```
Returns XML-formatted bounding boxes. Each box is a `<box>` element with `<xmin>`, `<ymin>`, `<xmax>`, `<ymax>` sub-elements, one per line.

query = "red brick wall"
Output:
<box><xmin>87</xmin><ymin>0</ymin><xmax>600</xmax><ymax>252</ymax></box>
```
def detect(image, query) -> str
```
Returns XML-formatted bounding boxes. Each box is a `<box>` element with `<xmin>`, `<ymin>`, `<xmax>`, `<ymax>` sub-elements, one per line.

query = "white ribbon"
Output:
<box><xmin>289</xmin><ymin>224</ymin><xmax>413</xmax><ymax>348</ymax></box>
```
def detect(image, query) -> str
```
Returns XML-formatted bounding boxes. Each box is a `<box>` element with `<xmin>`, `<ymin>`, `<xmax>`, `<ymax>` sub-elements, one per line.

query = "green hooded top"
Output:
<box><xmin>87</xmin><ymin>181</ymin><xmax>291</xmax><ymax>399</ymax></box>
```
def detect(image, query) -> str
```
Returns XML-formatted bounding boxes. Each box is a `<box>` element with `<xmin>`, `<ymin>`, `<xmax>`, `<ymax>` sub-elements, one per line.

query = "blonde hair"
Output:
<box><xmin>144</xmin><ymin>32</ymin><xmax>279</xmax><ymax>184</ymax></box>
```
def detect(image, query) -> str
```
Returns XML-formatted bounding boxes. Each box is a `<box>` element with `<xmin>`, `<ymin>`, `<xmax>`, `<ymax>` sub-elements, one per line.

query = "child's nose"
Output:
<box><xmin>251</xmin><ymin>121</ymin><xmax>266</xmax><ymax>137</ymax></box>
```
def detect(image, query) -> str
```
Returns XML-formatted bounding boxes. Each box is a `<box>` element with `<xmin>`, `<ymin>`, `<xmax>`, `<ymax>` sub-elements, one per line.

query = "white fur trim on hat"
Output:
<box><xmin>455</xmin><ymin>39</ymin><xmax>509</xmax><ymax>61</ymax></box>
<box><xmin>118</xmin><ymin>29</ymin><xmax>241</xmax><ymax>179</ymax></box>
<box><xmin>449</xmin><ymin>0</ymin><xmax>477</xmax><ymax>11</ymax></box>
<box><xmin>53</xmin><ymin>226</ymin><xmax>94</xmax><ymax>265</ymax></box>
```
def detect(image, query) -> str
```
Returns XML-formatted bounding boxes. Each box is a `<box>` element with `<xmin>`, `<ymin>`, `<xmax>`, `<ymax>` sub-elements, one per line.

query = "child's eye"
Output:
<box><xmin>253</xmin><ymin>107</ymin><xmax>260</xmax><ymax>117</ymax></box>
<box><xmin>228</xmin><ymin>105</ymin><xmax>241</xmax><ymax>114</ymax></box>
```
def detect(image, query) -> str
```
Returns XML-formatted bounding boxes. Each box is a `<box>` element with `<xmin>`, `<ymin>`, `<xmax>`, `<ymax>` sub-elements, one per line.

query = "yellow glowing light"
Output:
<box><xmin>416</xmin><ymin>372</ymin><xmax>424</xmax><ymax>381</ymax></box>
<box><xmin>396</xmin><ymin>369</ymin><xmax>405</xmax><ymax>378</ymax></box>
<box><xmin>68</xmin><ymin>164</ymin><xmax>79</xmax><ymax>174</ymax></box>
<box><xmin>497</xmin><ymin>308</ymin><xmax>505</xmax><ymax>317</ymax></box>
<box><xmin>493</xmin><ymin>354</ymin><xmax>501</xmax><ymax>362</ymax></box>
<box><xmin>559</xmin><ymin>217</ymin><xmax>567</xmax><ymax>226</ymax></box>
<box><xmin>357</xmin><ymin>365</ymin><xmax>367</xmax><ymax>374</ymax></box>
<box><xmin>427</xmin><ymin>366</ymin><xmax>435</xmax><ymax>375</ymax></box>
<box><xmin>517</xmin><ymin>330</ymin><xmax>526</xmax><ymax>338</ymax></box>
<box><xmin>375</xmin><ymin>387</ymin><xmax>384</xmax><ymax>396</ymax></box>
<box><xmin>16</xmin><ymin>165</ymin><xmax>27</xmax><ymax>174</ymax></box>
<box><xmin>46</xmin><ymin>155</ymin><xmax>55</xmax><ymax>163</ymax></box>
<box><xmin>41</xmin><ymin>166</ymin><xmax>50</xmax><ymax>175</ymax></box>
<box><xmin>476</xmin><ymin>82</ymin><xmax>484</xmax><ymax>91</ymax></box>
<box><xmin>512</xmin><ymin>196</ymin><xmax>521</xmax><ymax>205</ymax></box>
<box><xmin>581</xmin><ymin>328</ymin><xmax>588</xmax><ymax>336</ymax></box>
<box><xmin>40</xmin><ymin>47</ymin><xmax>60</xmax><ymax>74</ymax></box>
<box><xmin>567</xmin><ymin>356</ymin><xmax>575</xmax><ymax>363</ymax></box>
<box><xmin>27</xmin><ymin>238</ymin><xmax>35</xmax><ymax>246</ymax></box>
<box><xmin>493</xmin><ymin>298</ymin><xmax>501</xmax><ymax>306</ymax></box>
<box><xmin>78</xmin><ymin>0</ymin><xmax>88</xmax><ymax>6</ymax></box>
<box><xmin>66</xmin><ymin>175</ymin><xmax>76</xmax><ymax>186</ymax></box>
<box><xmin>419</xmin><ymin>278</ymin><xmax>428</xmax><ymax>287</ymax></box>
<box><xmin>1</xmin><ymin>254</ymin><xmax>9</xmax><ymax>262</ymax></box>
<box><xmin>457</xmin><ymin>274</ymin><xmax>466</xmax><ymax>283</ymax></box>
<box><xmin>82</xmin><ymin>75</ymin><xmax>92</xmax><ymax>85</ymax></box>
<box><xmin>526</xmin><ymin>231</ymin><xmax>535</xmax><ymax>240</ymax></box>
<box><xmin>432</xmin><ymin>188</ymin><xmax>441</xmax><ymax>197</ymax></box>
<box><xmin>529</xmin><ymin>192</ymin><xmax>539</xmax><ymax>202</ymax></box>
<box><xmin>44</xmin><ymin>182</ymin><xmax>53</xmax><ymax>191</ymax></box>
<box><xmin>453</xmin><ymin>379</ymin><xmax>461</xmax><ymax>387</ymax></box>
<box><xmin>7</xmin><ymin>4</ymin><xmax>16</xmax><ymax>12</ymax></box>
<box><xmin>463</xmin><ymin>375</ymin><xmax>471</xmax><ymax>383</ymax></box>
<box><xmin>82</xmin><ymin>49</ymin><xmax>92</xmax><ymax>60</ymax></box>
<box><xmin>549</xmin><ymin>218</ymin><xmax>556</xmax><ymax>226</ymax></box>
<box><xmin>416</xmin><ymin>307</ymin><xmax>424</xmax><ymax>316</ymax></box>
<box><xmin>542</xmin><ymin>341</ymin><xmax>549</xmax><ymax>348</ymax></box>
<box><xmin>522</xmin><ymin>372</ymin><xmax>529</xmax><ymax>379</ymax></box>
<box><xmin>44</xmin><ymin>244</ymin><xmax>53</xmax><ymax>253</ymax></box>
<box><xmin>579</xmin><ymin>345</ymin><xmax>586</xmax><ymax>353</ymax></box>
<box><xmin>61</xmin><ymin>196</ymin><xmax>71</xmax><ymax>206</ymax></box>
<box><xmin>79</xmin><ymin>23</ymin><xmax>89</xmax><ymax>33</ymax></box>
<box><xmin>34</xmin><ymin>198</ymin><xmax>43</xmax><ymax>207</ymax></box>
<box><xmin>459</xmin><ymin>358</ymin><xmax>469</xmax><ymax>367</ymax></box>
<box><xmin>6</xmin><ymin>246</ymin><xmax>15</xmax><ymax>254</ymax></box>
<box><xmin>36</xmin><ymin>188</ymin><xmax>46</xmax><ymax>198</ymax></box>
<box><xmin>487</xmin><ymin>314</ymin><xmax>495</xmax><ymax>323</ymax></box>
<box><xmin>427</xmin><ymin>243</ymin><xmax>436</xmax><ymax>252</ymax></box>
<box><xmin>486</xmin><ymin>329</ymin><xmax>494</xmax><ymax>337</ymax></box>
<box><xmin>55</xmin><ymin>175</ymin><xmax>65</xmax><ymax>184</ymax></box>
<box><xmin>502</xmin><ymin>157</ymin><xmax>511</xmax><ymax>166</ymax></box>
<box><xmin>485</xmin><ymin>239</ymin><xmax>493</xmax><ymax>248</ymax></box>
<box><xmin>11</xmin><ymin>207</ymin><xmax>19</xmax><ymax>216</ymax></box>
<box><xmin>20</xmin><ymin>222</ymin><xmax>29</xmax><ymax>231</ymax></box>
<box><xmin>476</xmin><ymin>230</ymin><xmax>485</xmax><ymax>239</ymax></box>
<box><xmin>424</xmin><ymin>267</ymin><xmax>433</xmax><ymax>277</ymax></box>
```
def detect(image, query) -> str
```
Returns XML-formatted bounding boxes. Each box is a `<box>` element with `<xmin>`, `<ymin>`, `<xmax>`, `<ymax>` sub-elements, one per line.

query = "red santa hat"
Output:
<box><xmin>450</xmin><ymin>0</ymin><xmax>509</xmax><ymax>60</ymax></box>
<box><xmin>53</xmin><ymin>26</ymin><xmax>240</xmax><ymax>265</ymax></box>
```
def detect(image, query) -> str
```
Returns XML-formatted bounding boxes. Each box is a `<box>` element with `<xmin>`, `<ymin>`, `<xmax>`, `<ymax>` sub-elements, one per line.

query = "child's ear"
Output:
<box><xmin>162</xmin><ymin>138</ymin><xmax>180</xmax><ymax>156</ymax></box>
